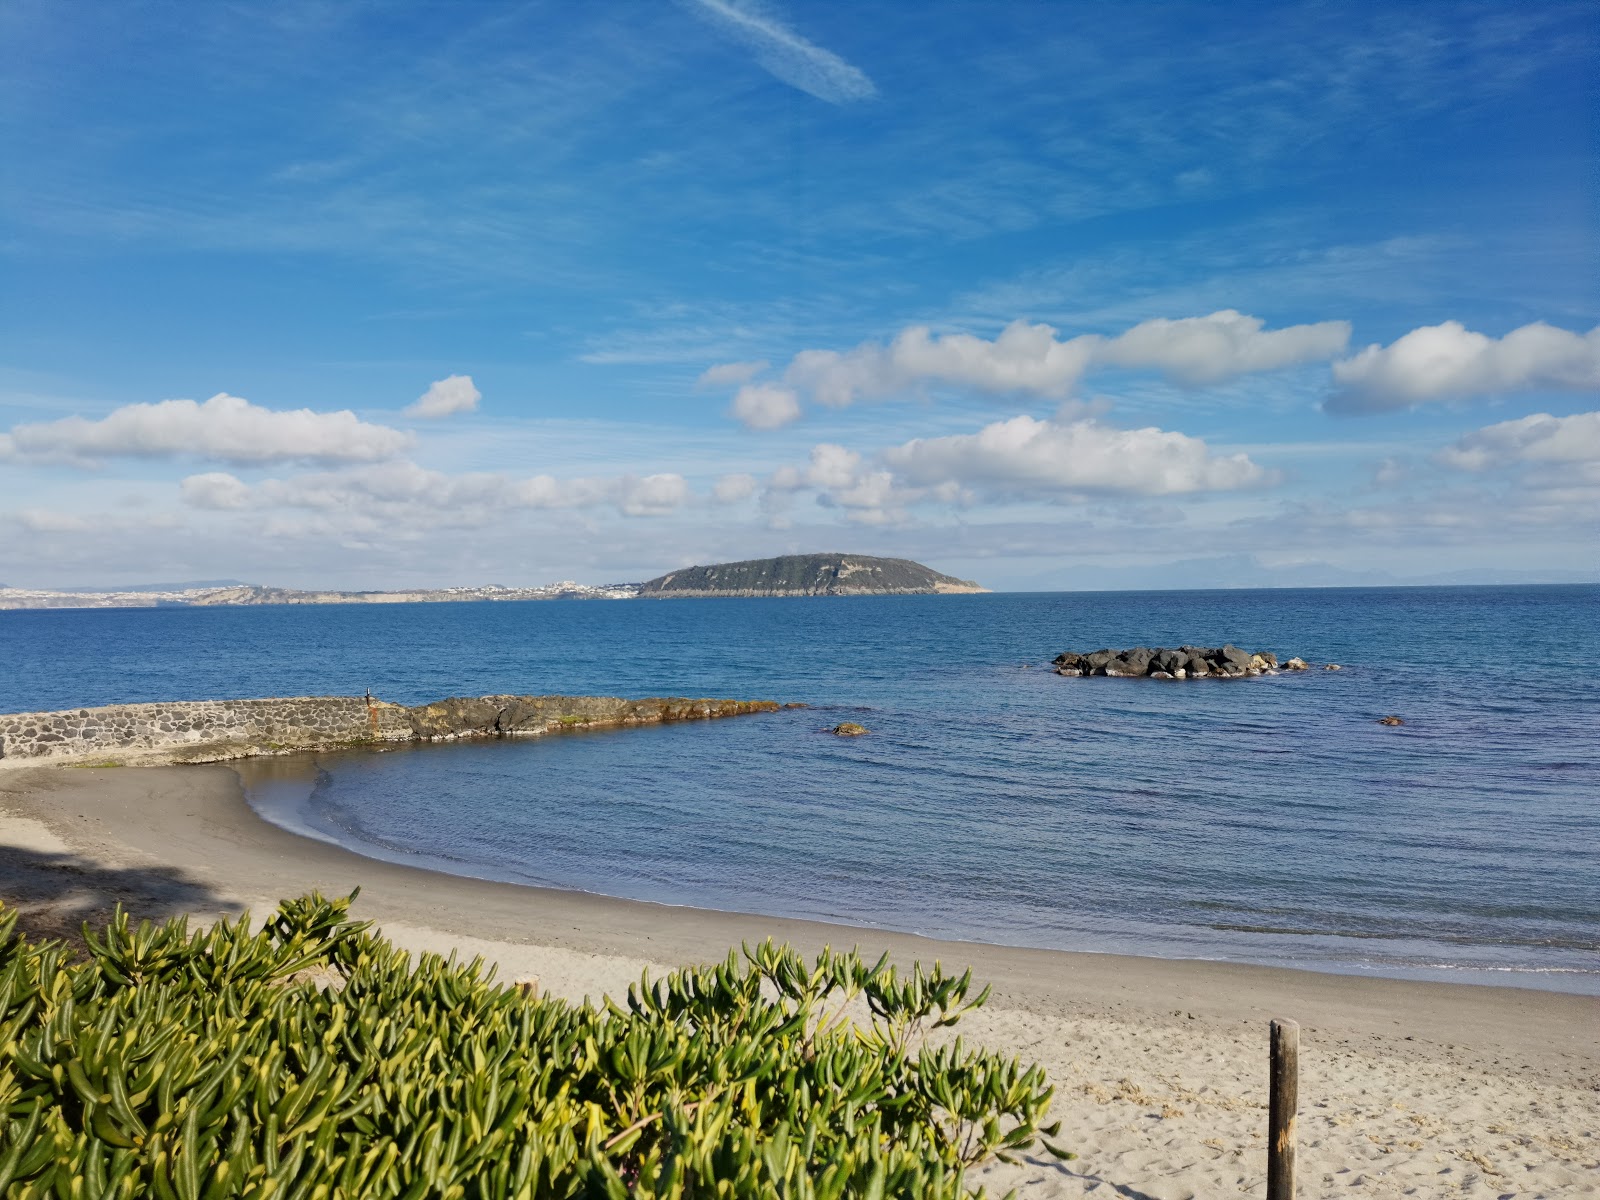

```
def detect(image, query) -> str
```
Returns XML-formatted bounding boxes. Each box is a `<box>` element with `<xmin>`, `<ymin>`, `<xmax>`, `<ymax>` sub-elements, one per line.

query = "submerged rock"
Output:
<box><xmin>1378</xmin><ymin>715</ymin><xmax>1405</xmax><ymax>726</ymax></box>
<box><xmin>831</xmin><ymin>722</ymin><xmax>869</xmax><ymax>737</ymax></box>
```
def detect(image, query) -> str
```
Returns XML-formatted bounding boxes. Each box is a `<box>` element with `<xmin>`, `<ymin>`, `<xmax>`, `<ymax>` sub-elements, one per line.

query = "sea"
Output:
<box><xmin>4</xmin><ymin>585</ymin><xmax>1596</xmax><ymax>994</ymax></box>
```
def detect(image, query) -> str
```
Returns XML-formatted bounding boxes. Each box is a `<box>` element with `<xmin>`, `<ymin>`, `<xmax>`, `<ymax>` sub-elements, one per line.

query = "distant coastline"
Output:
<box><xmin>0</xmin><ymin>553</ymin><xmax>987</xmax><ymax>609</ymax></box>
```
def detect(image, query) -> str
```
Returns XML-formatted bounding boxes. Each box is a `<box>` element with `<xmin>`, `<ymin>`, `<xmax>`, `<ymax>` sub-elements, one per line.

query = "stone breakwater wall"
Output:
<box><xmin>0</xmin><ymin>694</ymin><xmax>780</xmax><ymax>766</ymax></box>
<box><xmin>1052</xmin><ymin>644</ymin><xmax>1313</xmax><ymax>680</ymax></box>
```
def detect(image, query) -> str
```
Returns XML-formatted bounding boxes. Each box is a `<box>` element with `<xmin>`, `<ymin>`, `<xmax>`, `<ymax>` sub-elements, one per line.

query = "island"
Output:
<box><xmin>638</xmin><ymin>554</ymin><xmax>987</xmax><ymax>598</ymax></box>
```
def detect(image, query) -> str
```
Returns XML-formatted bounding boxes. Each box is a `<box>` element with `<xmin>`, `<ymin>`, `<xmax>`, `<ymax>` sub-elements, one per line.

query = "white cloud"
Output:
<box><xmin>1093</xmin><ymin>310</ymin><xmax>1351</xmax><ymax>385</ymax></box>
<box><xmin>1330</xmin><ymin>322</ymin><xmax>1600</xmax><ymax>412</ymax></box>
<box><xmin>15</xmin><ymin>508</ymin><xmax>91</xmax><ymax>534</ymax></box>
<box><xmin>717</xmin><ymin>311</ymin><xmax>1349</xmax><ymax>418</ymax></box>
<box><xmin>178</xmin><ymin>460</ymin><xmax>691</xmax><ymax>523</ymax></box>
<box><xmin>615</xmin><ymin>473</ymin><xmax>691</xmax><ymax>517</ymax></box>
<box><xmin>882</xmin><ymin>415</ymin><xmax>1272</xmax><ymax>497</ymax></box>
<box><xmin>713</xmin><ymin>472</ymin><xmax>759</xmax><ymax>503</ymax></box>
<box><xmin>769</xmin><ymin>444</ymin><xmax>912</xmax><ymax>525</ymax></box>
<box><xmin>683</xmin><ymin>0</ymin><xmax>876</xmax><ymax>104</ymax></box>
<box><xmin>1436</xmin><ymin>410</ymin><xmax>1600</xmax><ymax>471</ymax></box>
<box><xmin>405</xmin><ymin>374</ymin><xmax>480</xmax><ymax>419</ymax></box>
<box><xmin>180</xmin><ymin>472</ymin><xmax>253</xmax><ymax>510</ymax></box>
<box><xmin>730</xmin><ymin>383</ymin><xmax>802</xmax><ymax>429</ymax></box>
<box><xmin>8</xmin><ymin>394</ymin><xmax>412</xmax><ymax>466</ymax></box>
<box><xmin>697</xmin><ymin>360</ymin><xmax>769</xmax><ymax>389</ymax></box>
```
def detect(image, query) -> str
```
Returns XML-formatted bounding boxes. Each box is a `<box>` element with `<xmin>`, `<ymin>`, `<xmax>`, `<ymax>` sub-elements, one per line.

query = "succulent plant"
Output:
<box><xmin>0</xmin><ymin>894</ymin><xmax>1065</xmax><ymax>1198</ymax></box>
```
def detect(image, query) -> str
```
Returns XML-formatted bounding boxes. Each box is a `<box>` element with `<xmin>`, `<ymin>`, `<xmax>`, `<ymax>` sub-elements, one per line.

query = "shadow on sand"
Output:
<box><xmin>992</xmin><ymin>1153</ymin><xmax>1167</xmax><ymax>1200</ymax></box>
<box><xmin>0</xmin><ymin>843</ymin><xmax>240</xmax><ymax>952</ymax></box>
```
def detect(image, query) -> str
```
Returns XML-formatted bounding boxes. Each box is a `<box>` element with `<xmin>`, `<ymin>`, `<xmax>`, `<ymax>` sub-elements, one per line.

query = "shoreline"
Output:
<box><xmin>1</xmin><ymin>763</ymin><xmax>1595</xmax><ymax>1196</ymax></box>
<box><xmin>240</xmin><ymin>749</ymin><xmax>1593</xmax><ymax>997</ymax></box>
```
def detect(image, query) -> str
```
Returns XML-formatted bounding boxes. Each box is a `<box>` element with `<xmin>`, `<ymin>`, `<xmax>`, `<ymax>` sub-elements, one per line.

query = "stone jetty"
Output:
<box><xmin>1052</xmin><ymin>645</ymin><xmax>1306</xmax><ymax>679</ymax></box>
<box><xmin>0</xmin><ymin>694</ymin><xmax>780</xmax><ymax>767</ymax></box>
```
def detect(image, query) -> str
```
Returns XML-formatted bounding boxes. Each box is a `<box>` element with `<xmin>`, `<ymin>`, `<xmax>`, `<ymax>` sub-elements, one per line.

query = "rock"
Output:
<box><xmin>1324</xmin><ymin>663</ymin><xmax>1342</xmax><ymax>671</ymax></box>
<box><xmin>781</xmin><ymin>702</ymin><xmax>811</xmax><ymax>709</ymax></box>
<box><xmin>1048</xmin><ymin>644</ymin><xmax>1305</xmax><ymax>682</ymax></box>
<box><xmin>1218</xmin><ymin>644</ymin><xmax>1251</xmax><ymax>670</ymax></box>
<box><xmin>1082</xmin><ymin>649</ymin><xmax>1120</xmax><ymax>673</ymax></box>
<box><xmin>1378</xmin><ymin>715</ymin><xmax>1404</xmax><ymax>726</ymax></box>
<box><xmin>1153</xmin><ymin>648</ymin><xmax>1186</xmax><ymax>675</ymax></box>
<box><xmin>1110</xmin><ymin>647</ymin><xmax>1154</xmax><ymax>676</ymax></box>
<box><xmin>407</xmin><ymin>696</ymin><xmax>504</xmax><ymax>739</ymax></box>
<box><xmin>832</xmin><ymin>722</ymin><xmax>868</xmax><ymax>737</ymax></box>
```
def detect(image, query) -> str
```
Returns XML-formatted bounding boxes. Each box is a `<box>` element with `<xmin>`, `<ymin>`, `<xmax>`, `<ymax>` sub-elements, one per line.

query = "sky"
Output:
<box><xmin>1</xmin><ymin>0</ymin><xmax>1596</xmax><ymax>591</ymax></box>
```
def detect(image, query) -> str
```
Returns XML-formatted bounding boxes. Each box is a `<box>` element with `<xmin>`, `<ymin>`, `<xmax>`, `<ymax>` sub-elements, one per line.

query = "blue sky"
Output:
<box><xmin>1</xmin><ymin>0</ymin><xmax>1595</xmax><ymax>589</ymax></box>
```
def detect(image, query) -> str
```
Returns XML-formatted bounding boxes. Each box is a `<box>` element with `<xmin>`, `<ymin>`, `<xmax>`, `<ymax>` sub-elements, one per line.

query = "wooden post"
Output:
<box><xmin>1268</xmin><ymin>1018</ymin><xmax>1299</xmax><ymax>1200</ymax></box>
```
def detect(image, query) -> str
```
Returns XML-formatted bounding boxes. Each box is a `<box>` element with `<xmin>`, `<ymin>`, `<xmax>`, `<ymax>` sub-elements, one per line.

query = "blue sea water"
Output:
<box><xmin>3</xmin><ymin>586</ymin><xmax>1597</xmax><ymax>992</ymax></box>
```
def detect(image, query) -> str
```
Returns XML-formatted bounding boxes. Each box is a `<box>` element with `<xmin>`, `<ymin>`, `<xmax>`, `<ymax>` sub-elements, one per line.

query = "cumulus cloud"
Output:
<box><xmin>882</xmin><ymin>416</ymin><xmax>1272</xmax><ymax>497</ymax></box>
<box><xmin>697</xmin><ymin>360</ymin><xmax>768</xmax><ymax>389</ymax></box>
<box><xmin>1330</xmin><ymin>322</ymin><xmax>1600</xmax><ymax>412</ymax></box>
<box><xmin>768</xmin><ymin>444</ymin><xmax>912</xmax><ymax>525</ymax></box>
<box><xmin>1436</xmin><ymin>410</ymin><xmax>1600</xmax><ymax>471</ymax></box>
<box><xmin>730</xmin><ymin>383</ymin><xmax>802</xmax><ymax>430</ymax></box>
<box><xmin>703</xmin><ymin>311</ymin><xmax>1349</xmax><ymax>425</ymax></box>
<box><xmin>180</xmin><ymin>472</ymin><xmax>253</xmax><ymax>510</ymax></box>
<box><xmin>179</xmin><ymin>461</ymin><xmax>691</xmax><ymax>524</ymax></box>
<box><xmin>683</xmin><ymin>0</ymin><xmax>876</xmax><ymax>105</ymax></box>
<box><xmin>8</xmin><ymin>394</ymin><xmax>412</xmax><ymax>466</ymax></box>
<box><xmin>1093</xmin><ymin>311</ymin><xmax>1351</xmax><ymax>386</ymax></box>
<box><xmin>615</xmin><ymin>473</ymin><xmax>691</xmax><ymax>517</ymax></box>
<box><xmin>405</xmin><ymin>374</ymin><xmax>480</xmax><ymax>419</ymax></box>
<box><xmin>784</xmin><ymin>322</ymin><xmax>1096</xmax><ymax>409</ymax></box>
<box><xmin>713</xmin><ymin>472</ymin><xmax>759</xmax><ymax>503</ymax></box>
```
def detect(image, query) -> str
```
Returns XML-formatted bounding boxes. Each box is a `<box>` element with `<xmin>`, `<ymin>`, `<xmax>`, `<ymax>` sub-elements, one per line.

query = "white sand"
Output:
<box><xmin>1</xmin><ymin>764</ymin><xmax>1594</xmax><ymax>1198</ymax></box>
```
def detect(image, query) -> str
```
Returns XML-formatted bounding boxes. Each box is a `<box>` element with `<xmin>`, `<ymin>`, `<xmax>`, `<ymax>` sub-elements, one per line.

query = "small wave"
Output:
<box><xmin>1211</xmin><ymin>923</ymin><xmax>1407</xmax><ymax>941</ymax></box>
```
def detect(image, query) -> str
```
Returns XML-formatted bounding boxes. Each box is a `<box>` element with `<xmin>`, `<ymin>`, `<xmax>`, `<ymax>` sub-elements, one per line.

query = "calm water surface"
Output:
<box><xmin>4</xmin><ymin>586</ymin><xmax>1596</xmax><ymax>992</ymax></box>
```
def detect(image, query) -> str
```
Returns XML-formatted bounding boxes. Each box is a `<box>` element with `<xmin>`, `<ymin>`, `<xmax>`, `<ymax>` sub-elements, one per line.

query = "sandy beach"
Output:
<box><xmin>0</xmin><ymin>762</ymin><xmax>1594</xmax><ymax>1199</ymax></box>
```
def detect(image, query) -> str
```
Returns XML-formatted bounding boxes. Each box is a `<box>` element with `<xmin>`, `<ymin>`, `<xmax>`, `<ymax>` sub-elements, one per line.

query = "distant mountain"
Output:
<box><xmin>638</xmin><ymin>554</ymin><xmax>987</xmax><ymax>598</ymax></box>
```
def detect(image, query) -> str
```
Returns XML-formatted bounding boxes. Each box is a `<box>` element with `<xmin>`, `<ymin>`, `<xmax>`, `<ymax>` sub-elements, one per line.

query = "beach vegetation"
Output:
<box><xmin>0</xmin><ymin>893</ymin><xmax>1064</xmax><ymax>1198</ymax></box>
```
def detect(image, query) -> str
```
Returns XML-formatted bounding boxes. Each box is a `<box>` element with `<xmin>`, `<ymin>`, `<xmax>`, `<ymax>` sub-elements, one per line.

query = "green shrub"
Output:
<box><xmin>0</xmin><ymin>893</ymin><xmax>1064</xmax><ymax>1198</ymax></box>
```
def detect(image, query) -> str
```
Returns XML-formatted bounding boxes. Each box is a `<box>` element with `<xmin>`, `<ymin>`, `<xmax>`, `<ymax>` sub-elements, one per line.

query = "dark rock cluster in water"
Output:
<box><xmin>1052</xmin><ymin>645</ymin><xmax>1308</xmax><ymax>679</ymax></box>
